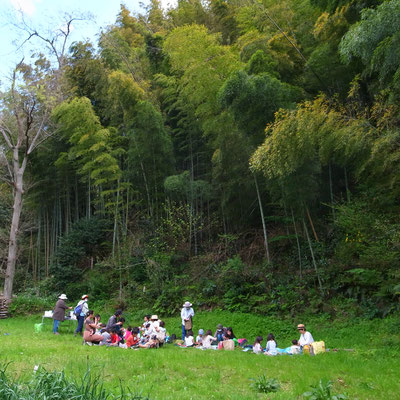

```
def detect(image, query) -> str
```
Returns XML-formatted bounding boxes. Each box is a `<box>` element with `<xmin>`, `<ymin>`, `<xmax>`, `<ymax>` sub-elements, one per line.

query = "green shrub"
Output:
<box><xmin>250</xmin><ymin>375</ymin><xmax>280</xmax><ymax>394</ymax></box>
<box><xmin>8</xmin><ymin>295</ymin><xmax>53</xmax><ymax>316</ymax></box>
<box><xmin>0</xmin><ymin>364</ymin><xmax>150</xmax><ymax>400</ymax></box>
<box><xmin>303</xmin><ymin>380</ymin><xmax>347</xmax><ymax>400</ymax></box>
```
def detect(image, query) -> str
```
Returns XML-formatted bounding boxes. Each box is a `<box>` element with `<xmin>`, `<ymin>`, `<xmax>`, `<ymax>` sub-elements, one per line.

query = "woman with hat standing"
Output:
<box><xmin>74</xmin><ymin>295</ymin><xmax>89</xmax><ymax>337</ymax></box>
<box><xmin>181</xmin><ymin>301</ymin><xmax>194</xmax><ymax>341</ymax></box>
<box><xmin>52</xmin><ymin>294</ymin><xmax>72</xmax><ymax>335</ymax></box>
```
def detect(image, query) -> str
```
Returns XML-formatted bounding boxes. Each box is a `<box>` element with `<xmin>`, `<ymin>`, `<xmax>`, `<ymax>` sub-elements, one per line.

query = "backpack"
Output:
<box><xmin>74</xmin><ymin>301</ymin><xmax>85</xmax><ymax>317</ymax></box>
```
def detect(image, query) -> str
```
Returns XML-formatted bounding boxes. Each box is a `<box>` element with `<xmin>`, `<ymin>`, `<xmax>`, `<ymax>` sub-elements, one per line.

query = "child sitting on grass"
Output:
<box><xmin>184</xmin><ymin>330</ymin><xmax>195</xmax><ymax>347</ymax></box>
<box><xmin>99</xmin><ymin>328</ymin><xmax>111</xmax><ymax>346</ymax></box>
<box><xmin>125</xmin><ymin>326</ymin><xmax>133</xmax><ymax>341</ymax></box>
<box><xmin>291</xmin><ymin>339</ymin><xmax>301</xmax><ymax>355</ymax></box>
<box><xmin>196</xmin><ymin>329</ymin><xmax>204</xmax><ymax>346</ymax></box>
<box><xmin>109</xmin><ymin>327</ymin><xmax>121</xmax><ymax>347</ymax></box>
<box><xmin>253</xmin><ymin>336</ymin><xmax>263</xmax><ymax>354</ymax></box>
<box><xmin>265</xmin><ymin>333</ymin><xmax>278</xmax><ymax>356</ymax></box>
<box><xmin>139</xmin><ymin>335</ymin><xmax>159</xmax><ymax>348</ymax></box>
<box><xmin>202</xmin><ymin>330</ymin><xmax>217</xmax><ymax>349</ymax></box>
<box><xmin>155</xmin><ymin>320</ymin><xmax>166</xmax><ymax>344</ymax></box>
<box><xmin>126</xmin><ymin>327</ymin><xmax>140</xmax><ymax>348</ymax></box>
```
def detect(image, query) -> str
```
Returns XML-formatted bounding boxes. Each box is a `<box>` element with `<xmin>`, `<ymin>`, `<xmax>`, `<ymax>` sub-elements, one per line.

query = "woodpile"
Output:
<box><xmin>0</xmin><ymin>297</ymin><xmax>8</xmax><ymax>319</ymax></box>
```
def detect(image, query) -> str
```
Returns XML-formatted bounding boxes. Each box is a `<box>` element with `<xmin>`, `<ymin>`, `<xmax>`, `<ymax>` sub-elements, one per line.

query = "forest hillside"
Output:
<box><xmin>1</xmin><ymin>0</ymin><xmax>400</xmax><ymax>318</ymax></box>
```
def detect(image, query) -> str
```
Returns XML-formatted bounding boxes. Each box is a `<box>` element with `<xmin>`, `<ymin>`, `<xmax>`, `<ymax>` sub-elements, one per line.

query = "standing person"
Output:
<box><xmin>74</xmin><ymin>295</ymin><xmax>89</xmax><ymax>337</ymax></box>
<box><xmin>106</xmin><ymin>309</ymin><xmax>122</xmax><ymax>330</ymax></box>
<box><xmin>180</xmin><ymin>301</ymin><xmax>194</xmax><ymax>341</ymax></box>
<box><xmin>297</xmin><ymin>324</ymin><xmax>314</xmax><ymax>347</ymax></box>
<box><xmin>52</xmin><ymin>294</ymin><xmax>72</xmax><ymax>335</ymax></box>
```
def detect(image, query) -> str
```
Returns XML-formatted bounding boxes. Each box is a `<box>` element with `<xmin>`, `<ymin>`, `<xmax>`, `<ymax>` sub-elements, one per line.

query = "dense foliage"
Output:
<box><xmin>1</xmin><ymin>0</ymin><xmax>400</xmax><ymax>317</ymax></box>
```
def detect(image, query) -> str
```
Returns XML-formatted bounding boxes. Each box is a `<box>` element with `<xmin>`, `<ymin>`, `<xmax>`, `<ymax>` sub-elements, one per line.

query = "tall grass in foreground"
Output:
<box><xmin>0</xmin><ymin>364</ymin><xmax>149</xmax><ymax>400</ymax></box>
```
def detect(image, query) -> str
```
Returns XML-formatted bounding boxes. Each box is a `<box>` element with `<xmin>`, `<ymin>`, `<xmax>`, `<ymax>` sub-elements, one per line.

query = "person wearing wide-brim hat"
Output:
<box><xmin>74</xmin><ymin>295</ymin><xmax>89</xmax><ymax>337</ymax></box>
<box><xmin>181</xmin><ymin>301</ymin><xmax>194</xmax><ymax>341</ymax></box>
<box><xmin>52</xmin><ymin>294</ymin><xmax>72</xmax><ymax>335</ymax></box>
<box><xmin>150</xmin><ymin>314</ymin><xmax>160</xmax><ymax>329</ymax></box>
<box><xmin>297</xmin><ymin>323</ymin><xmax>314</xmax><ymax>347</ymax></box>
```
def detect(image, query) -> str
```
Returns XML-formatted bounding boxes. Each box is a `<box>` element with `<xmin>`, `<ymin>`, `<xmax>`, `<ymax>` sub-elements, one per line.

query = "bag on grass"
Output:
<box><xmin>311</xmin><ymin>341</ymin><xmax>325</xmax><ymax>355</ymax></box>
<box><xmin>223</xmin><ymin>339</ymin><xmax>235</xmax><ymax>351</ymax></box>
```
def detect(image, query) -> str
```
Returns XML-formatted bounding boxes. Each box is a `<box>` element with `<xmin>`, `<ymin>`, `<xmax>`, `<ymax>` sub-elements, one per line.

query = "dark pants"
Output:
<box><xmin>182</xmin><ymin>324</ymin><xmax>187</xmax><ymax>340</ymax></box>
<box><xmin>75</xmin><ymin>315</ymin><xmax>84</xmax><ymax>334</ymax></box>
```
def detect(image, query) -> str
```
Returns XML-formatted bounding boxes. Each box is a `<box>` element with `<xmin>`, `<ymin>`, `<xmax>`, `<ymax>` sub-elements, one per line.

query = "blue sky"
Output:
<box><xmin>0</xmin><ymin>0</ymin><xmax>167</xmax><ymax>85</ymax></box>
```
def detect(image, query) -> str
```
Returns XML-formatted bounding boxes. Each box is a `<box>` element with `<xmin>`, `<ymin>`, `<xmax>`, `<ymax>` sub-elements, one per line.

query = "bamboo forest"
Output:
<box><xmin>1</xmin><ymin>0</ymin><xmax>400</xmax><ymax>318</ymax></box>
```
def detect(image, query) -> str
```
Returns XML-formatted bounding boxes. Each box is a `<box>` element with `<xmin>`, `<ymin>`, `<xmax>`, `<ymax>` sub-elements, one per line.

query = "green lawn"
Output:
<box><xmin>0</xmin><ymin>312</ymin><xmax>399</xmax><ymax>399</ymax></box>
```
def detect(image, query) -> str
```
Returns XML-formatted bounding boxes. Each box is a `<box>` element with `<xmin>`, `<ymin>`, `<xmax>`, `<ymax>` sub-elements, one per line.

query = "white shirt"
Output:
<box><xmin>181</xmin><ymin>307</ymin><xmax>195</xmax><ymax>326</ymax></box>
<box><xmin>265</xmin><ymin>340</ymin><xmax>277</xmax><ymax>355</ymax></box>
<box><xmin>291</xmin><ymin>345</ymin><xmax>301</xmax><ymax>354</ymax></box>
<box><xmin>196</xmin><ymin>335</ymin><xmax>203</xmax><ymax>345</ymax></box>
<box><xmin>185</xmin><ymin>335</ymin><xmax>194</xmax><ymax>346</ymax></box>
<box><xmin>202</xmin><ymin>335</ymin><xmax>214</xmax><ymax>349</ymax></box>
<box><xmin>253</xmin><ymin>343</ymin><xmax>262</xmax><ymax>354</ymax></box>
<box><xmin>156</xmin><ymin>327</ymin><xmax>166</xmax><ymax>341</ymax></box>
<box><xmin>299</xmin><ymin>331</ymin><xmax>314</xmax><ymax>346</ymax></box>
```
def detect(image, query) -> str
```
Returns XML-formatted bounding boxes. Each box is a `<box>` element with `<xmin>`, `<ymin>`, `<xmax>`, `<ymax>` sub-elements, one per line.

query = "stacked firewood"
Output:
<box><xmin>0</xmin><ymin>297</ymin><xmax>8</xmax><ymax>319</ymax></box>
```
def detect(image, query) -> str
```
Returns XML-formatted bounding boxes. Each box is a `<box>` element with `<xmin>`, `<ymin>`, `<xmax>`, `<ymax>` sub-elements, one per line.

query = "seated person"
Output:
<box><xmin>297</xmin><ymin>324</ymin><xmax>314</xmax><ymax>347</ymax></box>
<box><xmin>214</xmin><ymin>324</ymin><xmax>225</xmax><ymax>342</ymax></box>
<box><xmin>223</xmin><ymin>327</ymin><xmax>236</xmax><ymax>340</ymax></box>
<box><xmin>126</xmin><ymin>327</ymin><xmax>140</xmax><ymax>348</ymax></box>
<box><xmin>109</xmin><ymin>327</ymin><xmax>121</xmax><ymax>346</ymax></box>
<box><xmin>155</xmin><ymin>320</ymin><xmax>166</xmax><ymax>343</ymax></box>
<box><xmin>291</xmin><ymin>339</ymin><xmax>301</xmax><ymax>354</ymax></box>
<box><xmin>99</xmin><ymin>328</ymin><xmax>111</xmax><ymax>346</ymax></box>
<box><xmin>196</xmin><ymin>329</ymin><xmax>204</xmax><ymax>346</ymax></box>
<box><xmin>264</xmin><ymin>333</ymin><xmax>278</xmax><ymax>356</ymax></box>
<box><xmin>106</xmin><ymin>310</ymin><xmax>122</xmax><ymax>330</ymax></box>
<box><xmin>139</xmin><ymin>334</ymin><xmax>159</xmax><ymax>348</ymax></box>
<box><xmin>202</xmin><ymin>330</ymin><xmax>217</xmax><ymax>349</ymax></box>
<box><xmin>125</xmin><ymin>326</ymin><xmax>133</xmax><ymax>340</ymax></box>
<box><xmin>83</xmin><ymin>310</ymin><xmax>104</xmax><ymax>345</ymax></box>
<box><xmin>184</xmin><ymin>330</ymin><xmax>195</xmax><ymax>347</ymax></box>
<box><xmin>253</xmin><ymin>336</ymin><xmax>263</xmax><ymax>354</ymax></box>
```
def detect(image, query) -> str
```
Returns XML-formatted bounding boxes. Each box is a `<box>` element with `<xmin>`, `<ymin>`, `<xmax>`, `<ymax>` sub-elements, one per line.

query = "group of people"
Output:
<box><xmin>51</xmin><ymin>295</ymin><xmax>315</xmax><ymax>354</ymax></box>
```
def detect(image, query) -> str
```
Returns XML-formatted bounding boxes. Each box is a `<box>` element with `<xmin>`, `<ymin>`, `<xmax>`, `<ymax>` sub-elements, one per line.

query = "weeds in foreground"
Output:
<box><xmin>0</xmin><ymin>364</ymin><xmax>149</xmax><ymax>400</ymax></box>
<box><xmin>303</xmin><ymin>380</ymin><xmax>347</xmax><ymax>400</ymax></box>
<box><xmin>250</xmin><ymin>374</ymin><xmax>280</xmax><ymax>394</ymax></box>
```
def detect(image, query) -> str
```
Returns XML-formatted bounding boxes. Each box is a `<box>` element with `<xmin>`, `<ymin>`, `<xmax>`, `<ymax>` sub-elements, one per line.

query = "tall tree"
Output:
<box><xmin>0</xmin><ymin>61</ymin><xmax>55</xmax><ymax>300</ymax></box>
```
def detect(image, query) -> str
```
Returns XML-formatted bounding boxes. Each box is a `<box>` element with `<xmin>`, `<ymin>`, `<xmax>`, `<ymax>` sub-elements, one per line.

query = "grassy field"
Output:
<box><xmin>0</xmin><ymin>311</ymin><xmax>400</xmax><ymax>399</ymax></box>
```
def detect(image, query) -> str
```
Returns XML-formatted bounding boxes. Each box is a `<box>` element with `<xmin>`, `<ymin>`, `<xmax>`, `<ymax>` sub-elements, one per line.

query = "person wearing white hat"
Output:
<box><xmin>180</xmin><ymin>301</ymin><xmax>194</xmax><ymax>341</ymax></box>
<box><xmin>74</xmin><ymin>295</ymin><xmax>89</xmax><ymax>337</ymax></box>
<box><xmin>52</xmin><ymin>294</ymin><xmax>72</xmax><ymax>335</ymax></box>
<box><xmin>150</xmin><ymin>314</ymin><xmax>160</xmax><ymax>329</ymax></box>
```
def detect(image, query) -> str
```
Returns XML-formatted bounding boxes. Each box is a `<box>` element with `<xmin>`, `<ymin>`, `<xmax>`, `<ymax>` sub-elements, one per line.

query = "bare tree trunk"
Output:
<box><xmin>328</xmin><ymin>162</ymin><xmax>335</xmax><ymax>220</ymax></box>
<box><xmin>3</xmin><ymin>153</ymin><xmax>25</xmax><ymax>300</ymax></box>
<box><xmin>306</xmin><ymin>207</ymin><xmax>319</xmax><ymax>242</ymax></box>
<box><xmin>291</xmin><ymin>207</ymin><xmax>302</xmax><ymax>279</ymax></box>
<box><xmin>254</xmin><ymin>174</ymin><xmax>270</xmax><ymax>263</ymax></box>
<box><xmin>303</xmin><ymin>218</ymin><xmax>323</xmax><ymax>294</ymax></box>
<box><xmin>344</xmin><ymin>167</ymin><xmax>350</xmax><ymax>203</ymax></box>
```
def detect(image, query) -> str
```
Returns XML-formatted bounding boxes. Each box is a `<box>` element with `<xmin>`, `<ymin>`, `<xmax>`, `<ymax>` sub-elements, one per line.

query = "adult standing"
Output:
<box><xmin>83</xmin><ymin>310</ymin><xmax>103</xmax><ymax>345</ymax></box>
<box><xmin>52</xmin><ymin>294</ymin><xmax>72</xmax><ymax>335</ymax></box>
<box><xmin>297</xmin><ymin>323</ymin><xmax>314</xmax><ymax>347</ymax></box>
<box><xmin>106</xmin><ymin>309</ymin><xmax>122</xmax><ymax>330</ymax></box>
<box><xmin>181</xmin><ymin>301</ymin><xmax>194</xmax><ymax>341</ymax></box>
<box><xmin>74</xmin><ymin>295</ymin><xmax>89</xmax><ymax>337</ymax></box>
